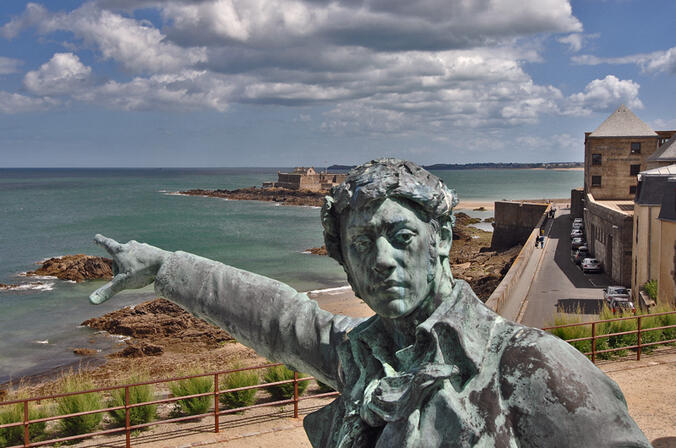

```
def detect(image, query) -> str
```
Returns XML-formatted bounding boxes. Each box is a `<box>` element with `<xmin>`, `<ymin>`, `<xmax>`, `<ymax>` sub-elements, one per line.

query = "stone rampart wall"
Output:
<box><xmin>491</xmin><ymin>201</ymin><xmax>549</xmax><ymax>250</ymax></box>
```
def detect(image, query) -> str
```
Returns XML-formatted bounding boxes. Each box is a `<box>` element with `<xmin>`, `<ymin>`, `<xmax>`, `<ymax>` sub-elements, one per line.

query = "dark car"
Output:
<box><xmin>604</xmin><ymin>286</ymin><xmax>631</xmax><ymax>304</ymax></box>
<box><xmin>573</xmin><ymin>246</ymin><xmax>589</xmax><ymax>265</ymax></box>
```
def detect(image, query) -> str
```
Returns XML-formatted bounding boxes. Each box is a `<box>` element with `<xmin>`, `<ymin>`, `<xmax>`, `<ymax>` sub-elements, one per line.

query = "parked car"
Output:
<box><xmin>573</xmin><ymin>218</ymin><xmax>583</xmax><ymax>225</ymax></box>
<box><xmin>609</xmin><ymin>298</ymin><xmax>636</xmax><ymax>315</ymax></box>
<box><xmin>603</xmin><ymin>286</ymin><xmax>631</xmax><ymax>304</ymax></box>
<box><xmin>571</xmin><ymin>222</ymin><xmax>584</xmax><ymax>230</ymax></box>
<box><xmin>570</xmin><ymin>229</ymin><xmax>584</xmax><ymax>239</ymax></box>
<box><xmin>581</xmin><ymin>257</ymin><xmax>602</xmax><ymax>273</ymax></box>
<box><xmin>573</xmin><ymin>246</ymin><xmax>589</xmax><ymax>264</ymax></box>
<box><xmin>571</xmin><ymin>237</ymin><xmax>586</xmax><ymax>249</ymax></box>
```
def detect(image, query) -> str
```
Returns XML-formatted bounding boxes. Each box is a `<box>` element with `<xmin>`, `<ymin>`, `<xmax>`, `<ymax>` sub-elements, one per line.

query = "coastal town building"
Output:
<box><xmin>632</xmin><ymin>164</ymin><xmax>676</xmax><ymax>307</ymax></box>
<box><xmin>581</xmin><ymin>105</ymin><xmax>676</xmax><ymax>287</ymax></box>
<box><xmin>263</xmin><ymin>167</ymin><xmax>347</xmax><ymax>191</ymax></box>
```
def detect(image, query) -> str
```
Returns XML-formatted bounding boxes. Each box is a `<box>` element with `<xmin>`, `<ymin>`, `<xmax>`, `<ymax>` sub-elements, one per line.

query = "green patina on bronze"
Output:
<box><xmin>90</xmin><ymin>159</ymin><xmax>650</xmax><ymax>447</ymax></box>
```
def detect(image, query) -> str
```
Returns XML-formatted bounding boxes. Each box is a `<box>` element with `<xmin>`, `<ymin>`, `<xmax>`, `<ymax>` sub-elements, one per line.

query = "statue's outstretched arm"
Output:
<box><xmin>89</xmin><ymin>234</ymin><xmax>360</xmax><ymax>387</ymax></box>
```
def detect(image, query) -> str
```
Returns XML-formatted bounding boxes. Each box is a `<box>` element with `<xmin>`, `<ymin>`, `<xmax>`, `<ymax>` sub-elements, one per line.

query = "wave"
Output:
<box><xmin>18</xmin><ymin>272</ymin><xmax>58</xmax><ymax>280</ymax></box>
<box><xmin>306</xmin><ymin>285</ymin><xmax>352</xmax><ymax>295</ymax></box>
<box><xmin>0</xmin><ymin>281</ymin><xmax>54</xmax><ymax>292</ymax></box>
<box><xmin>33</xmin><ymin>340</ymin><xmax>49</xmax><ymax>344</ymax></box>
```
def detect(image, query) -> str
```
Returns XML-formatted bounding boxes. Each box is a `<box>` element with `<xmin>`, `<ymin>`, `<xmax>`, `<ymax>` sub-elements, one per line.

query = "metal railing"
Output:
<box><xmin>543</xmin><ymin>310</ymin><xmax>676</xmax><ymax>363</ymax></box>
<box><xmin>0</xmin><ymin>362</ymin><xmax>339</xmax><ymax>448</ymax></box>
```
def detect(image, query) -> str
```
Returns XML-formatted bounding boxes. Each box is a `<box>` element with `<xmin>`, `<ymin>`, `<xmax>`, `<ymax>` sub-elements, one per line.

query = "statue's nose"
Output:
<box><xmin>373</xmin><ymin>237</ymin><xmax>396</xmax><ymax>276</ymax></box>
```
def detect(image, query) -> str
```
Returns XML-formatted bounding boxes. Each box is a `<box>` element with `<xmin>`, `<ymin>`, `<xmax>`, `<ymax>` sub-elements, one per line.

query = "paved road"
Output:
<box><xmin>519</xmin><ymin>208</ymin><xmax>616</xmax><ymax>328</ymax></box>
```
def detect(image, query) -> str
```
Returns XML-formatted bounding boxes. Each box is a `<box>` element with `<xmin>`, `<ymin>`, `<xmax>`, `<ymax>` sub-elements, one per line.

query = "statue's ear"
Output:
<box><xmin>436</xmin><ymin>219</ymin><xmax>453</xmax><ymax>257</ymax></box>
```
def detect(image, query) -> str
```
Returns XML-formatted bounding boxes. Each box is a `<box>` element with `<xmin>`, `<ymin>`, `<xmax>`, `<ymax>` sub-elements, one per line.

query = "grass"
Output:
<box><xmin>219</xmin><ymin>365</ymin><xmax>259</xmax><ymax>410</ymax></box>
<box><xmin>109</xmin><ymin>374</ymin><xmax>157</xmax><ymax>428</ymax></box>
<box><xmin>55</xmin><ymin>373</ymin><xmax>103</xmax><ymax>437</ymax></box>
<box><xmin>547</xmin><ymin>303</ymin><xmax>676</xmax><ymax>360</ymax></box>
<box><xmin>0</xmin><ymin>399</ymin><xmax>48</xmax><ymax>447</ymax></box>
<box><xmin>263</xmin><ymin>365</ymin><xmax>308</xmax><ymax>401</ymax></box>
<box><xmin>169</xmin><ymin>372</ymin><xmax>213</xmax><ymax>416</ymax></box>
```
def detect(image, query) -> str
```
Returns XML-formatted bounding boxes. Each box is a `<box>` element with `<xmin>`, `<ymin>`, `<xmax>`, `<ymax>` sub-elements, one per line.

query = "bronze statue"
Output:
<box><xmin>91</xmin><ymin>159</ymin><xmax>650</xmax><ymax>447</ymax></box>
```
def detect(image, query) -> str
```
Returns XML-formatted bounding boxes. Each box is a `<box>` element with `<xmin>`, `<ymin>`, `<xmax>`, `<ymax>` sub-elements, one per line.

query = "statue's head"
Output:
<box><xmin>321</xmin><ymin>159</ymin><xmax>458</xmax><ymax>319</ymax></box>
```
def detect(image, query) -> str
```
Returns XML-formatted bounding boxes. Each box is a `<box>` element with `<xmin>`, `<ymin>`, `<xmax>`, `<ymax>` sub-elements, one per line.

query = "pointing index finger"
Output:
<box><xmin>94</xmin><ymin>234</ymin><xmax>124</xmax><ymax>254</ymax></box>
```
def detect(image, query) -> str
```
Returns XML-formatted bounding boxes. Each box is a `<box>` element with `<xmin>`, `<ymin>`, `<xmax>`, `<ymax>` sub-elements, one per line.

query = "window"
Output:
<box><xmin>591</xmin><ymin>153</ymin><xmax>602</xmax><ymax>165</ymax></box>
<box><xmin>630</xmin><ymin>164</ymin><xmax>641</xmax><ymax>176</ymax></box>
<box><xmin>629</xmin><ymin>185</ymin><xmax>637</xmax><ymax>194</ymax></box>
<box><xmin>631</xmin><ymin>142</ymin><xmax>641</xmax><ymax>154</ymax></box>
<box><xmin>591</xmin><ymin>175</ymin><xmax>602</xmax><ymax>187</ymax></box>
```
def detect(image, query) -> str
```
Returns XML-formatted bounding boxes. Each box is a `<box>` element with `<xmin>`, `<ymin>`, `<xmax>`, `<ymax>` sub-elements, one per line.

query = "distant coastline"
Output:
<box><xmin>328</xmin><ymin>162</ymin><xmax>583</xmax><ymax>171</ymax></box>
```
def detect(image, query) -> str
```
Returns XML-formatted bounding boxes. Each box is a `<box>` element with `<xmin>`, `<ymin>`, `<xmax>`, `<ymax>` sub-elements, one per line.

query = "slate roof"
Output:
<box><xmin>636</xmin><ymin>164</ymin><xmax>676</xmax><ymax>206</ymax></box>
<box><xmin>589</xmin><ymin>104</ymin><xmax>657</xmax><ymax>138</ymax></box>
<box><xmin>657</xmin><ymin>178</ymin><xmax>676</xmax><ymax>222</ymax></box>
<box><xmin>648</xmin><ymin>133</ymin><xmax>676</xmax><ymax>162</ymax></box>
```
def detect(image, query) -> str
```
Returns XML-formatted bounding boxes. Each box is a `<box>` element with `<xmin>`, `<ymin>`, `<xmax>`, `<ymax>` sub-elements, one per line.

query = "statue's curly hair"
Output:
<box><xmin>321</xmin><ymin>158</ymin><xmax>458</xmax><ymax>266</ymax></box>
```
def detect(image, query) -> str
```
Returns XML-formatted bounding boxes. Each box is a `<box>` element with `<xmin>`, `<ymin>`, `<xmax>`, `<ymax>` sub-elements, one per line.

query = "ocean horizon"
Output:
<box><xmin>0</xmin><ymin>167</ymin><xmax>583</xmax><ymax>383</ymax></box>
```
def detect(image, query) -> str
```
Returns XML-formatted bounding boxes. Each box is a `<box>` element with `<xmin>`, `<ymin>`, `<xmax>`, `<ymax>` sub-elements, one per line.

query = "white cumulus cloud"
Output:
<box><xmin>23</xmin><ymin>53</ymin><xmax>92</xmax><ymax>95</ymax></box>
<box><xmin>567</xmin><ymin>75</ymin><xmax>642</xmax><ymax>113</ymax></box>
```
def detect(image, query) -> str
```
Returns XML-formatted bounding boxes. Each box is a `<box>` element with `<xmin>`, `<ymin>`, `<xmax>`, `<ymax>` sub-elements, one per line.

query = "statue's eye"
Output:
<box><xmin>352</xmin><ymin>236</ymin><xmax>371</xmax><ymax>253</ymax></box>
<box><xmin>393</xmin><ymin>230</ymin><xmax>416</xmax><ymax>247</ymax></box>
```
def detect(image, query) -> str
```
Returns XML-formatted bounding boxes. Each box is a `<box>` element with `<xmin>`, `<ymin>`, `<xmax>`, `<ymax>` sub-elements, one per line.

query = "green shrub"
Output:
<box><xmin>0</xmin><ymin>402</ymin><xmax>48</xmax><ymax>447</ymax></box>
<box><xmin>643</xmin><ymin>280</ymin><xmax>658</xmax><ymax>301</ymax></box>
<box><xmin>219</xmin><ymin>366</ymin><xmax>259</xmax><ymax>410</ymax></box>
<box><xmin>109</xmin><ymin>375</ymin><xmax>157</xmax><ymax>428</ymax></box>
<box><xmin>263</xmin><ymin>365</ymin><xmax>308</xmax><ymax>401</ymax></box>
<box><xmin>56</xmin><ymin>375</ymin><xmax>103</xmax><ymax>437</ymax></box>
<box><xmin>169</xmin><ymin>374</ymin><xmax>213</xmax><ymax>416</ymax></box>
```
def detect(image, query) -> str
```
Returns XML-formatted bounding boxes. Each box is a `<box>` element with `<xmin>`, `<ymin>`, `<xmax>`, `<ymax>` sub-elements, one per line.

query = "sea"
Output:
<box><xmin>0</xmin><ymin>167</ymin><xmax>583</xmax><ymax>383</ymax></box>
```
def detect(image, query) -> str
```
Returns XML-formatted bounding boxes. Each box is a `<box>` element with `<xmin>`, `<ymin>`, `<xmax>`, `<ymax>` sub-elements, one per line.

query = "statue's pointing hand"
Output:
<box><xmin>89</xmin><ymin>234</ymin><xmax>171</xmax><ymax>304</ymax></box>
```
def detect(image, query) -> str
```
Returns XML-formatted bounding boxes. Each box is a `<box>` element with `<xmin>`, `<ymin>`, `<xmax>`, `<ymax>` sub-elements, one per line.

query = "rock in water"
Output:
<box><xmin>27</xmin><ymin>255</ymin><xmax>113</xmax><ymax>282</ymax></box>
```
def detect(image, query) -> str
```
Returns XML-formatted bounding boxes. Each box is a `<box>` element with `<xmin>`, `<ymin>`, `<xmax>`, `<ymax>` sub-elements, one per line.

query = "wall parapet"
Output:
<box><xmin>486</xmin><ymin>204</ymin><xmax>551</xmax><ymax>319</ymax></box>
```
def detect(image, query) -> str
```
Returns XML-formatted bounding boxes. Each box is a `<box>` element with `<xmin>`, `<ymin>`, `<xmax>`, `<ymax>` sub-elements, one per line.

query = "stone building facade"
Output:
<box><xmin>267</xmin><ymin>167</ymin><xmax>348</xmax><ymax>191</ymax></box>
<box><xmin>584</xmin><ymin>105</ymin><xmax>665</xmax><ymax>200</ymax></box>
<box><xmin>579</xmin><ymin>105</ymin><xmax>676</xmax><ymax>287</ymax></box>
<box><xmin>632</xmin><ymin>165</ymin><xmax>676</xmax><ymax>307</ymax></box>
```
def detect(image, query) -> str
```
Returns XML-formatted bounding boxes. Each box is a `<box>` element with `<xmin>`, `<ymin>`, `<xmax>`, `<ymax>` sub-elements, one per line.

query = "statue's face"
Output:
<box><xmin>340</xmin><ymin>198</ymin><xmax>439</xmax><ymax>319</ymax></box>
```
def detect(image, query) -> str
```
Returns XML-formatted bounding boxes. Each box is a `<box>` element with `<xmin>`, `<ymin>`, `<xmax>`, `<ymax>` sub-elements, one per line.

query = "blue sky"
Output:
<box><xmin>1</xmin><ymin>0</ymin><xmax>674</xmax><ymax>167</ymax></box>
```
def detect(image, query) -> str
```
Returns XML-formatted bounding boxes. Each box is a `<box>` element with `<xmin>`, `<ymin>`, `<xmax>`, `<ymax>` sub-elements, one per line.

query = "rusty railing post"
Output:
<box><xmin>23</xmin><ymin>400</ymin><xmax>29</xmax><ymax>448</ymax></box>
<box><xmin>214</xmin><ymin>373</ymin><xmax>220</xmax><ymax>433</ymax></box>
<box><xmin>591</xmin><ymin>322</ymin><xmax>596</xmax><ymax>364</ymax></box>
<box><xmin>293</xmin><ymin>371</ymin><xmax>299</xmax><ymax>419</ymax></box>
<box><xmin>125</xmin><ymin>386</ymin><xmax>131</xmax><ymax>448</ymax></box>
<box><xmin>637</xmin><ymin>316</ymin><xmax>642</xmax><ymax>361</ymax></box>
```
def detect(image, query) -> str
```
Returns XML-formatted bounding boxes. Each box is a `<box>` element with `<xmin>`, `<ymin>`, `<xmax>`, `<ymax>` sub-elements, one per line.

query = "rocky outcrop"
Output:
<box><xmin>27</xmin><ymin>255</ymin><xmax>113</xmax><ymax>282</ymax></box>
<box><xmin>113</xmin><ymin>342</ymin><xmax>164</xmax><ymax>358</ymax></box>
<box><xmin>305</xmin><ymin>246</ymin><xmax>328</xmax><ymax>255</ymax></box>
<box><xmin>73</xmin><ymin>348</ymin><xmax>98</xmax><ymax>356</ymax></box>
<box><xmin>180</xmin><ymin>187</ymin><xmax>326</xmax><ymax>207</ymax></box>
<box><xmin>83</xmin><ymin>298</ymin><xmax>233</xmax><ymax>357</ymax></box>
